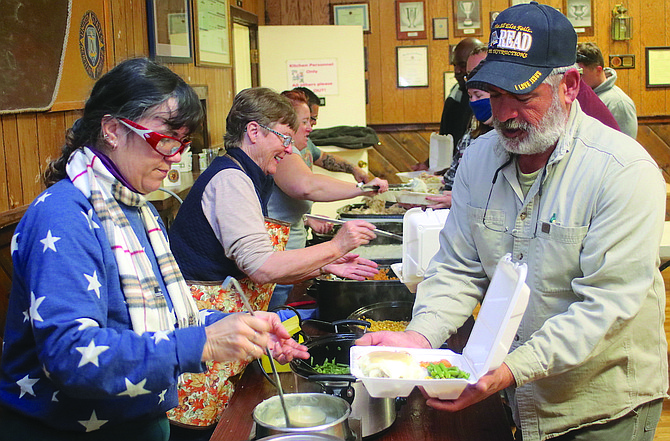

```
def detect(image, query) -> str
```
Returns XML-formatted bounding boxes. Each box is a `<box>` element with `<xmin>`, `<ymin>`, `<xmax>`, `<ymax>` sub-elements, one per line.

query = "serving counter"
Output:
<box><xmin>211</xmin><ymin>363</ymin><xmax>514</xmax><ymax>441</ymax></box>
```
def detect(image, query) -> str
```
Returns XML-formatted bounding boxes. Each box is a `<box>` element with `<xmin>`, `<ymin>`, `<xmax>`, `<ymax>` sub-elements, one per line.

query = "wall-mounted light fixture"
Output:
<box><xmin>611</xmin><ymin>5</ymin><xmax>632</xmax><ymax>41</ymax></box>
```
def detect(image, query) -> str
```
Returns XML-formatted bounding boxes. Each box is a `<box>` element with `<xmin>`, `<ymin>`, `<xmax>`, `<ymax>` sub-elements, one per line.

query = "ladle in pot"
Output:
<box><xmin>223</xmin><ymin>276</ymin><xmax>292</xmax><ymax>428</ymax></box>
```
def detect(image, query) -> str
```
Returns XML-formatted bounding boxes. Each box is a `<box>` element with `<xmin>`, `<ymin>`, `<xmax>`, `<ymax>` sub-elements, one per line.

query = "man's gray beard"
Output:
<box><xmin>493</xmin><ymin>89</ymin><xmax>568</xmax><ymax>155</ymax></box>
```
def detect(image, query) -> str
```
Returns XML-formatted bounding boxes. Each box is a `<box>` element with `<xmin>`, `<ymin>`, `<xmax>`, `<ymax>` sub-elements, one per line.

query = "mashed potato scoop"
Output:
<box><xmin>357</xmin><ymin>351</ymin><xmax>424</xmax><ymax>379</ymax></box>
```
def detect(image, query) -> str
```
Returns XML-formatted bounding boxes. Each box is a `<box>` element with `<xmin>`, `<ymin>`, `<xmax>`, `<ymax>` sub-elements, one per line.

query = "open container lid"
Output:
<box><xmin>462</xmin><ymin>254</ymin><xmax>530</xmax><ymax>378</ymax></box>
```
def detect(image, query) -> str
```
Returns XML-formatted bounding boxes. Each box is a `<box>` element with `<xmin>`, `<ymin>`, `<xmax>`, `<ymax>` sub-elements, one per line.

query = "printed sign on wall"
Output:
<box><xmin>287</xmin><ymin>59</ymin><xmax>338</xmax><ymax>96</ymax></box>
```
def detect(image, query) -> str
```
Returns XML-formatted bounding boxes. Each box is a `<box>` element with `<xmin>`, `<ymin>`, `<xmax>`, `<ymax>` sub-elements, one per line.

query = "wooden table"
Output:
<box><xmin>211</xmin><ymin>363</ymin><xmax>514</xmax><ymax>441</ymax></box>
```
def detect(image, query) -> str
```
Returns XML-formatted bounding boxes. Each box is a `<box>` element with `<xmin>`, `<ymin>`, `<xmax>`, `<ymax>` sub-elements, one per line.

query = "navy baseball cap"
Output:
<box><xmin>467</xmin><ymin>1</ymin><xmax>577</xmax><ymax>94</ymax></box>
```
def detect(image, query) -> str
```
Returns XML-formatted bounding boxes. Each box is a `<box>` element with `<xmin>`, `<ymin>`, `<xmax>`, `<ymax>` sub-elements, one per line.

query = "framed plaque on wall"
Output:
<box><xmin>147</xmin><ymin>0</ymin><xmax>193</xmax><ymax>63</ymax></box>
<box><xmin>452</xmin><ymin>0</ymin><xmax>483</xmax><ymax>37</ymax></box>
<box><xmin>396</xmin><ymin>1</ymin><xmax>427</xmax><ymax>40</ymax></box>
<box><xmin>193</xmin><ymin>0</ymin><xmax>232</xmax><ymax>67</ymax></box>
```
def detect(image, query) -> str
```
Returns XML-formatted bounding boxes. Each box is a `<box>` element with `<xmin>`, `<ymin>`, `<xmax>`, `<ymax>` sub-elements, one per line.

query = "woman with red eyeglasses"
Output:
<box><xmin>0</xmin><ymin>58</ymin><xmax>307</xmax><ymax>441</ymax></box>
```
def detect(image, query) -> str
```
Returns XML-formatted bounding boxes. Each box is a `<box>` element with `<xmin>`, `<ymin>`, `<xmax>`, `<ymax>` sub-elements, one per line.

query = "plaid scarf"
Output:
<box><xmin>67</xmin><ymin>147</ymin><xmax>200</xmax><ymax>334</ymax></box>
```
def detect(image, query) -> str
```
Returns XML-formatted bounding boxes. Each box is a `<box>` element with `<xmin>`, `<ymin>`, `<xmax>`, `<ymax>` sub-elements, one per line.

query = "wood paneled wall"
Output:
<box><xmin>0</xmin><ymin>0</ymin><xmax>252</xmax><ymax>214</ymax></box>
<box><xmin>265</xmin><ymin>0</ymin><xmax>670</xmax><ymax>125</ymax></box>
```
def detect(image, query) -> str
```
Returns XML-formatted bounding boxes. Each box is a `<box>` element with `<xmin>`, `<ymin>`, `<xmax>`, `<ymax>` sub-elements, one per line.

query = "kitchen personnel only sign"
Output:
<box><xmin>287</xmin><ymin>59</ymin><xmax>339</xmax><ymax>95</ymax></box>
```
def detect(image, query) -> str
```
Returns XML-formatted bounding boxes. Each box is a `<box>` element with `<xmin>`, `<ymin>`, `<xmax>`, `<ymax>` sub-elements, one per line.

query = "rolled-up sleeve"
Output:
<box><xmin>202</xmin><ymin>169</ymin><xmax>274</xmax><ymax>276</ymax></box>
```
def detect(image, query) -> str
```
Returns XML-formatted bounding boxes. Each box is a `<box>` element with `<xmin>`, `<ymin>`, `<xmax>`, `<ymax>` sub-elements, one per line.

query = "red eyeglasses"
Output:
<box><xmin>118</xmin><ymin>118</ymin><xmax>191</xmax><ymax>157</ymax></box>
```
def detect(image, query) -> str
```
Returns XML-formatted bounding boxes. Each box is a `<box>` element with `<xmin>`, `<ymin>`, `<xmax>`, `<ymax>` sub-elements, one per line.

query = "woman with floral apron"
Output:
<box><xmin>168</xmin><ymin>88</ymin><xmax>380</xmax><ymax>432</ymax></box>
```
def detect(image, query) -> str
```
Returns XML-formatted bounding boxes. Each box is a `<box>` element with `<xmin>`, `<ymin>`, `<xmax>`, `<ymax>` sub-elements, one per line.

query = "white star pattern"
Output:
<box><xmin>75</xmin><ymin>340</ymin><xmax>110</xmax><ymax>368</ymax></box>
<box><xmin>78</xmin><ymin>410</ymin><xmax>108</xmax><ymax>432</ymax></box>
<box><xmin>22</xmin><ymin>309</ymin><xmax>30</xmax><ymax>322</ymax></box>
<box><xmin>84</xmin><ymin>271</ymin><xmax>102</xmax><ymax>298</ymax></box>
<box><xmin>40</xmin><ymin>230</ymin><xmax>61</xmax><ymax>253</ymax></box>
<box><xmin>42</xmin><ymin>365</ymin><xmax>51</xmax><ymax>379</ymax></box>
<box><xmin>52</xmin><ymin>390</ymin><xmax>59</xmax><ymax>402</ymax></box>
<box><xmin>152</xmin><ymin>330</ymin><xmax>170</xmax><ymax>344</ymax></box>
<box><xmin>76</xmin><ymin>318</ymin><xmax>99</xmax><ymax>331</ymax></box>
<box><xmin>117</xmin><ymin>377</ymin><xmax>150</xmax><ymax>398</ymax></box>
<box><xmin>158</xmin><ymin>389</ymin><xmax>167</xmax><ymax>403</ymax></box>
<box><xmin>34</xmin><ymin>192</ymin><xmax>51</xmax><ymax>205</ymax></box>
<box><xmin>81</xmin><ymin>209</ymin><xmax>100</xmax><ymax>230</ymax></box>
<box><xmin>199</xmin><ymin>310</ymin><xmax>214</xmax><ymax>321</ymax></box>
<box><xmin>16</xmin><ymin>374</ymin><xmax>38</xmax><ymax>398</ymax></box>
<box><xmin>11</xmin><ymin>232</ymin><xmax>19</xmax><ymax>254</ymax></box>
<box><xmin>29</xmin><ymin>292</ymin><xmax>45</xmax><ymax>323</ymax></box>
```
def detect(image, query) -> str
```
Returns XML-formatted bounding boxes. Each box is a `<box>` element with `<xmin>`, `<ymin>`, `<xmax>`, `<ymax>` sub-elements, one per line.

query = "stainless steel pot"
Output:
<box><xmin>256</xmin><ymin>434</ymin><xmax>345</xmax><ymax>441</ymax></box>
<box><xmin>310</xmin><ymin>274</ymin><xmax>414</xmax><ymax>322</ymax></box>
<box><xmin>253</xmin><ymin>393</ymin><xmax>354</xmax><ymax>440</ymax></box>
<box><xmin>290</xmin><ymin>334</ymin><xmax>400</xmax><ymax>438</ymax></box>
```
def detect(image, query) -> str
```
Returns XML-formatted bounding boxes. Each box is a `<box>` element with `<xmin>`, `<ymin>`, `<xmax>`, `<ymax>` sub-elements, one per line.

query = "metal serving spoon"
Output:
<box><xmin>223</xmin><ymin>276</ymin><xmax>292</xmax><ymax>428</ymax></box>
<box><xmin>303</xmin><ymin>214</ymin><xmax>403</xmax><ymax>241</ymax></box>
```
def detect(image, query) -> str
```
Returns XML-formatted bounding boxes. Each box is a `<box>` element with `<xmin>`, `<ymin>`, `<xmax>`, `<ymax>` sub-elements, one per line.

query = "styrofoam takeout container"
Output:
<box><xmin>390</xmin><ymin>207</ymin><xmax>449</xmax><ymax>292</ymax></box>
<box><xmin>352</xmin><ymin>253</ymin><xmax>530</xmax><ymax>400</ymax></box>
<box><xmin>394</xmin><ymin>191</ymin><xmax>434</xmax><ymax>206</ymax></box>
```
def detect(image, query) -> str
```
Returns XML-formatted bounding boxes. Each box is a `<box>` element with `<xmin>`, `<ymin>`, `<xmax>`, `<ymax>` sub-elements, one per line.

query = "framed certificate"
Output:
<box><xmin>192</xmin><ymin>0</ymin><xmax>232</xmax><ymax>67</ymax></box>
<box><xmin>444</xmin><ymin>72</ymin><xmax>458</xmax><ymax>100</ymax></box>
<box><xmin>646</xmin><ymin>47</ymin><xmax>670</xmax><ymax>88</ymax></box>
<box><xmin>397</xmin><ymin>46</ymin><xmax>429</xmax><ymax>88</ymax></box>
<box><xmin>332</xmin><ymin>3</ymin><xmax>370</xmax><ymax>33</ymax></box>
<box><xmin>146</xmin><ymin>0</ymin><xmax>193</xmax><ymax>63</ymax></box>
<box><xmin>432</xmin><ymin>17</ymin><xmax>449</xmax><ymax>40</ymax></box>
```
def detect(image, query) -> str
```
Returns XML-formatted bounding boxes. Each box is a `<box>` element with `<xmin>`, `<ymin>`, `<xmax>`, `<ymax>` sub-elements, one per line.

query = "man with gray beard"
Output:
<box><xmin>357</xmin><ymin>2</ymin><xmax>667</xmax><ymax>441</ymax></box>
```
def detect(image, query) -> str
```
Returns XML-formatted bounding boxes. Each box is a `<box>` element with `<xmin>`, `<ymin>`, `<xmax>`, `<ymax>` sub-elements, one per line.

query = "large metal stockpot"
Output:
<box><xmin>256</xmin><ymin>434</ymin><xmax>345</xmax><ymax>441</ymax></box>
<box><xmin>290</xmin><ymin>334</ymin><xmax>399</xmax><ymax>438</ymax></box>
<box><xmin>253</xmin><ymin>393</ymin><xmax>354</xmax><ymax>440</ymax></box>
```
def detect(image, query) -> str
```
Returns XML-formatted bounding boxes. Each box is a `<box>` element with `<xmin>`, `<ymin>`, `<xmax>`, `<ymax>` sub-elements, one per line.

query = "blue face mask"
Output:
<box><xmin>469</xmin><ymin>97</ymin><xmax>492</xmax><ymax>123</ymax></box>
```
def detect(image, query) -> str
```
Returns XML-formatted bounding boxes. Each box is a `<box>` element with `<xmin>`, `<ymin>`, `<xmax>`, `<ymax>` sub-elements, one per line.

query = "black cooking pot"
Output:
<box><xmin>310</xmin><ymin>273</ymin><xmax>414</xmax><ymax>322</ymax></box>
<box><xmin>345</xmin><ymin>301</ymin><xmax>413</xmax><ymax>333</ymax></box>
<box><xmin>347</xmin><ymin>300</ymin><xmax>413</xmax><ymax>322</ymax></box>
<box><xmin>290</xmin><ymin>334</ymin><xmax>400</xmax><ymax>438</ymax></box>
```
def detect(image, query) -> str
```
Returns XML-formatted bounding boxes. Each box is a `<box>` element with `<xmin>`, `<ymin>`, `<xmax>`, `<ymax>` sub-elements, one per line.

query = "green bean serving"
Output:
<box><xmin>312</xmin><ymin>358</ymin><xmax>350</xmax><ymax>375</ymax></box>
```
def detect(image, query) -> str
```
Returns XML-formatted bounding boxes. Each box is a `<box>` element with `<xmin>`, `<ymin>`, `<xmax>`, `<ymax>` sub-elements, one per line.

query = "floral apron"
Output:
<box><xmin>167</xmin><ymin>218</ymin><xmax>290</xmax><ymax>428</ymax></box>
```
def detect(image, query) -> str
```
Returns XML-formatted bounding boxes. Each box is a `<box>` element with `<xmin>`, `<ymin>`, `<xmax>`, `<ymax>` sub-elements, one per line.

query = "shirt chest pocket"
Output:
<box><xmin>532</xmin><ymin>223</ymin><xmax>588</xmax><ymax>293</ymax></box>
<box><xmin>466</xmin><ymin>204</ymin><xmax>508</xmax><ymax>270</ymax></box>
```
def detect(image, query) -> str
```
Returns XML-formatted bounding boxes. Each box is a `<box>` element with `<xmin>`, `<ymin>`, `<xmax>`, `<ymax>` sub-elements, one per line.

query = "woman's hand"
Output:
<box><xmin>411</xmin><ymin>161</ymin><xmax>430</xmax><ymax>171</ymax></box>
<box><xmin>331</xmin><ymin>220</ymin><xmax>377</xmax><ymax>254</ymax></box>
<box><xmin>304</xmin><ymin>216</ymin><xmax>334</xmax><ymax>234</ymax></box>
<box><xmin>324</xmin><ymin>254</ymin><xmax>379</xmax><ymax>280</ymax></box>
<box><xmin>201</xmin><ymin>311</ymin><xmax>308</xmax><ymax>363</ymax></box>
<box><xmin>425</xmin><ymin>191</ymin><xmax>452</xmax><ymax>209</ymax></box>
<box><xmin>202</xmin><ymin>313</ymin><xmax>270</xmax><ymax>362</ymax></box>
<box><xmin>362</xmin><ymin>177</ymin><xmax>389</xmax><ymax>194</ymax></box>
<box><xmin>255</xmin><ymin>311</ymin><xmax>309</xmax><ymax>364</ymax></box>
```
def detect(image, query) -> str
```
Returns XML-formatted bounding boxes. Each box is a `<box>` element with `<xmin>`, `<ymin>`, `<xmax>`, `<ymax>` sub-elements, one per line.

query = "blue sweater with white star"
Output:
<box><xmin>0</xmin><ymin>179</ymin><xmax>224</xmax><ymax>433</ymax></box>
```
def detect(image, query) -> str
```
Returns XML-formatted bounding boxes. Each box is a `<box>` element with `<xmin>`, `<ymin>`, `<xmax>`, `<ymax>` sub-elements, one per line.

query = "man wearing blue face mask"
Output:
<box><xmin>425</xmin><ymin>46</ymin><xmax>493</xmax><ymax>209</ymax></box>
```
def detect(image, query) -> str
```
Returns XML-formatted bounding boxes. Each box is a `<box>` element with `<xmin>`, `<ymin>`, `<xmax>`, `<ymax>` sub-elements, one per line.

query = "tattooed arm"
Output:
<box><xmin>314</xmin><ymin>153</ymin><xmax>370</xmax><ymax>183</ymax></box>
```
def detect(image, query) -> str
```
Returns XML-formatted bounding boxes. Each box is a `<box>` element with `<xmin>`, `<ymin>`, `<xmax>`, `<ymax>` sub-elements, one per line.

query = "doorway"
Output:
<box><xmin>231</xmin><ymin>6</ymin><xmax>259</xmax><ymax>94</ymax></box>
